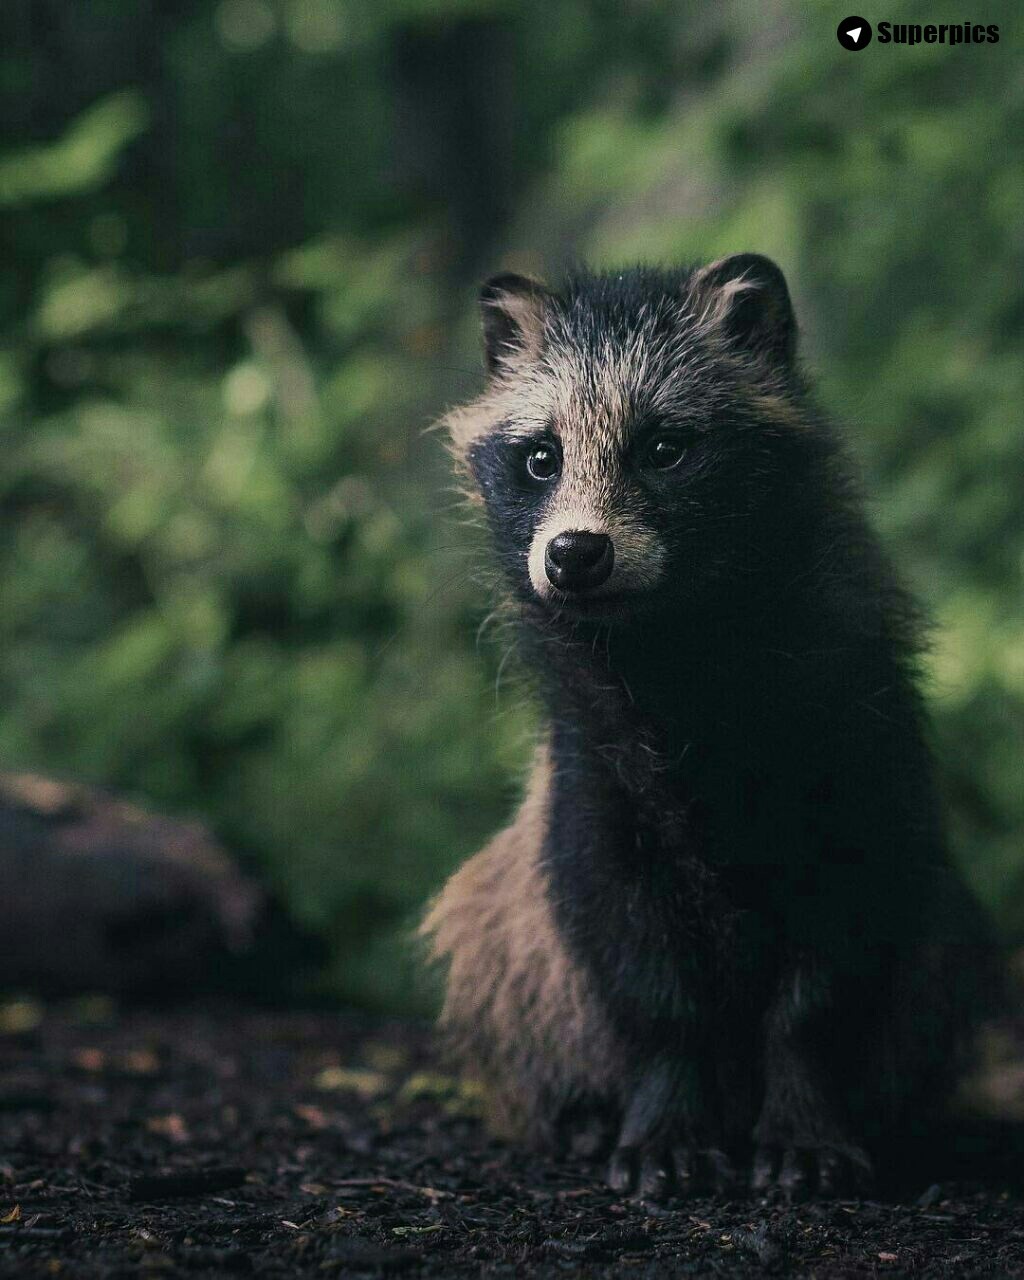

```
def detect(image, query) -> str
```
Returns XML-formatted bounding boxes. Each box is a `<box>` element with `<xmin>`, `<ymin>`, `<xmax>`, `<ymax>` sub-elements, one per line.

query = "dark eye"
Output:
<box><xmin>526</xmin><ymin>442</ymin><xmax>560</xmax><ymax>482</ymax></box>
<box><xmin>646</xmin><ymin>435</ymin><xmax>687</xmax><ymax>470</ymax></box>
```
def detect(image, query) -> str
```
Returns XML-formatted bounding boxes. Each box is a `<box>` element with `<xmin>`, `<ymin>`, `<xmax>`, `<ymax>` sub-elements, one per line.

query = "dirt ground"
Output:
<box><xmin>1</xmin><ymin>1002</ymin><xmax>1023</xmax><ymax>1278</ymax></box>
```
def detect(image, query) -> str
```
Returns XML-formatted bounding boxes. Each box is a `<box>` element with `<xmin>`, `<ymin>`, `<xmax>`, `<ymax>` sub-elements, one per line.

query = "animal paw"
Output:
<box><xmin>607</xmin><ymin>1143</ymin><xmax>738</xmax><ymax>1200</ymax></box>
<box><xmin>750</xmin><ymin>1142</ymin><xmax>873</xmax><ymax>1198</ymax></box>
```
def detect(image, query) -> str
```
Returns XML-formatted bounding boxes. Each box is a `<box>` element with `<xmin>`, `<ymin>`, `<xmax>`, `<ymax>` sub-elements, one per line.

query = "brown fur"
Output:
<box><xmin>442</xmin><ymin>264</ymin><xmax>801</xmax><ymax>471</ymax></box>
<box><xmin>421</xmin><ymin>742</ymin><xmax>624</xmax><ymax>1143</ymax></box>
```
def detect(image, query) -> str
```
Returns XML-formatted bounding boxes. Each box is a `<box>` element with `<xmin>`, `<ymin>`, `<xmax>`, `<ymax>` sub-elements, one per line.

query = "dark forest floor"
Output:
<box><xmin>1</xmin><ymin>1003</ymin><xmax>1023</xmax><ymax>1278</ymax></box>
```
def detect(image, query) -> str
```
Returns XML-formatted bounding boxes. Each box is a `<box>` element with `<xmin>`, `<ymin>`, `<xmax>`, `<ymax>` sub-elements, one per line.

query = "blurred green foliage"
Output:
<box><xmin>1</xmin><ymin>0</ymin><xmax>1021</xmax><ymax>1007</ymax></box>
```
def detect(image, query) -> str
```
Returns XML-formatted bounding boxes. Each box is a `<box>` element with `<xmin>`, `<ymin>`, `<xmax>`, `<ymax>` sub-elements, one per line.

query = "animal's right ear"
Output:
<box><xmin>479</xmin><ymin>274</ymin><xmax>550</xmax><ymax>376</ymax></box>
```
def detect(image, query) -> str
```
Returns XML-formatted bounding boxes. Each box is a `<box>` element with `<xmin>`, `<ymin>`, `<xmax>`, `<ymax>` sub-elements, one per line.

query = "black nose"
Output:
<box><xmin>544</xmin><ymin>531</ymin><xmax>614</xmax><ymax>591</ymax></box>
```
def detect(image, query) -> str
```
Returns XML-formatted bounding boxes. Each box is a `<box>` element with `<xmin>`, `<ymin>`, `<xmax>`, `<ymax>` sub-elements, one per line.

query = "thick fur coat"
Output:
<box><xmin>423</xmin><ymin>257</ymin><xmax>996</xmax><ymax>1197</ymax></box>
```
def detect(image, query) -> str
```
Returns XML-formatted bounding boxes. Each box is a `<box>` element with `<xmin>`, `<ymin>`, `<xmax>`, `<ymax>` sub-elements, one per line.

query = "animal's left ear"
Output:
<box><xmin>691</xmin><ymin>254</ymin><xmax>796</xmax><ymax>367</ymax></box>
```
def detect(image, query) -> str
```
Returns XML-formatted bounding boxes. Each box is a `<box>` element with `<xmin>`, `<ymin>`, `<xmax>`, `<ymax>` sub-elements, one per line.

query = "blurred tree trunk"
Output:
<box><xmin>390</xmin><ymin>15</ymin><xmax>519</xmax><ymax>276</ymax></box>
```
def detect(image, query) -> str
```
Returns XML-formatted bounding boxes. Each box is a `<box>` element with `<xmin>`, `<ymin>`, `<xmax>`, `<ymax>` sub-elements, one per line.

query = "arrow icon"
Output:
<box><xmin>837</xmin><ymin>16</ymin><xmax>872</xmax><ymax>49</ymax></box>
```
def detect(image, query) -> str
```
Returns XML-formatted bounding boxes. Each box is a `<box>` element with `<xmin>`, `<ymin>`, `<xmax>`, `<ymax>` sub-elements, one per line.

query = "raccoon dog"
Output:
<box><xmin>423</xmin><ymin>256</ymin><xmax>996</xmax><ymax>1198</ymax></box>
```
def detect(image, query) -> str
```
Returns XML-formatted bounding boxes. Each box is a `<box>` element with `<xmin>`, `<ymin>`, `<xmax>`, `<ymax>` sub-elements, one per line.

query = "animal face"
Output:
<box><xmin>449</xmin><ymin>257</ymin><xmax>804</xmax><ymax>621</ymax></box>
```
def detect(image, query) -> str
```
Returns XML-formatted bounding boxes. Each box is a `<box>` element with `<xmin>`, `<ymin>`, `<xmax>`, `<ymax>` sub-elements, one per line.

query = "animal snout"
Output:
<box><xmin>544</xmin><ymin>531</ymin><xmax>614</xmax><ymax>592</ymax></box>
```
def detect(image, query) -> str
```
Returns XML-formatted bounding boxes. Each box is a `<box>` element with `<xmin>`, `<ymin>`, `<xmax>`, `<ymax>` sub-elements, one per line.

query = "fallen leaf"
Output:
<box><xmin>313</xmin><ymin>1067</ymin><xmax>387</xmax><ymax>1098</ymax></box>
<box><xmin>124</xmin><ymin>1049</ymin><xmax>160</xmax><ymax>1075</ymax></box>
<box><xmin>397</xmin><ymin>1071</ymin><xmax>486</xmax><ymax>1117</ymax></box>
<box><xmin>294</xmin><ymin>1104</ymin><xmax>328</xmax><ymax>1129</ymax></box>
<box><xmin>0</xmin><ymin>1000</ymin><xmax>43</xmax><ymax>1035</ymax></box>
<box><xmin>73</xmin><ymin>1048</ymin><xmax>105</xmax><ymax>1072</ymax></box>
<box><xmin>397</xmin><ymin>1071</ymin><xmax>459</xmax><ymax>1102</ymax></box>
<box><xmin>146</xmin><ymin>1113</ymin><xmax>189</xmax><ymax>1142</ymax></box>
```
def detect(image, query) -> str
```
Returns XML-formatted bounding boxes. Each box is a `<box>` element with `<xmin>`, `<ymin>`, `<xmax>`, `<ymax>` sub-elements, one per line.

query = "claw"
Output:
<box><xmin>816</xmin><ymin>1147</ymin><xmax>842</xmax><ymax>1197</ymax></box>
<box><xmin>750</xmin><ymin>1144</ymin><xmax>776</xmax><ymax>1192</ymax></box>
<box><xmin>777</xmin><ymin>1147</ymin><xmax>809</xmax><ymax>1200</ymax></box>
<box><xmin>750</xmin><ymin>1143</ymin><xmax>873</xmax><ymax>1198</ymax></box>
<box><xmin>637</xmin><ymin>1153</ymin><xmax>671</xmax><ymax>1201</ymax></box>
<box><xmin>607</xmin><ymin>1143</ymin><xmax>738</xmax><ymax>1199</ymax></box>
<box><xmin>705</xmin><ymin>1147</ymin><xmax>738</xmax><ymax>1195</ymax></box>
<box><xmin>607</xmin><ymin>1145</ymin><xmax>638</xmax><ymax>1193</ymax></box>
<box><xmin>671</xmin><ymin>1143</ymin><xmax>695</xmax><ymax>1191</ymax></box>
